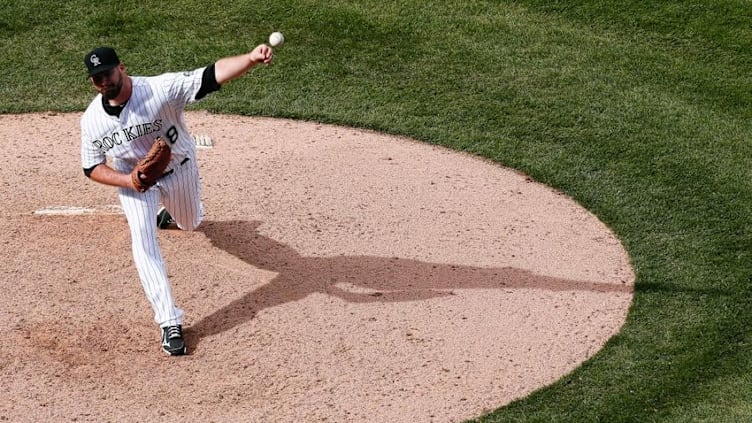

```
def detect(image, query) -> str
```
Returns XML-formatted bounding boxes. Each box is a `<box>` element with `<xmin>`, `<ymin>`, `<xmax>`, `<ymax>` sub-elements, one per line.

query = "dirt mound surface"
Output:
<box><xmin>0</xmin><ymin>111</ymin><xmax>633</xmax><ymax>422</ymax></box>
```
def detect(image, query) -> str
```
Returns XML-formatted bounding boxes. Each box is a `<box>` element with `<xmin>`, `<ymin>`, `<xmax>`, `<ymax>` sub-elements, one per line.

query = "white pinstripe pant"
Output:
<box><xmin>117</xmin><ymin>156</ymin><xmax>203</xmax><ymax>328</ymax></box>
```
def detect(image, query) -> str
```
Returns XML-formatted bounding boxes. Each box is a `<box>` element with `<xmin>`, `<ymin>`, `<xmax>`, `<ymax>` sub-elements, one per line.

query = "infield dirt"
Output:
<box><xmin>0</xmin><ymin>111</ymin><xmax>634</xmax><ymax>422</ymax></box>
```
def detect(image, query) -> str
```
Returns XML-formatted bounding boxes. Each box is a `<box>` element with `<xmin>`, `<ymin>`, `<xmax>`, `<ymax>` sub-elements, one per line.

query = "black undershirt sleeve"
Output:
<box><xmin>195</xmin><ymin>63</ymin><xmax>221</xmax><ymax>100</ymax></box>
<box><xmin>83</xmin><ymin>164</ymin><xmax>100</xmax><ymax>178</ymax></box>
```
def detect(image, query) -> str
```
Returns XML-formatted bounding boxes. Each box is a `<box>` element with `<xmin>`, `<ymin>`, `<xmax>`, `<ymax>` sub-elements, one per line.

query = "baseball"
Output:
<box><xmin>269</xmin><ymin>32</ymin><xmax>284</xmax><ymax>47</ymax></box>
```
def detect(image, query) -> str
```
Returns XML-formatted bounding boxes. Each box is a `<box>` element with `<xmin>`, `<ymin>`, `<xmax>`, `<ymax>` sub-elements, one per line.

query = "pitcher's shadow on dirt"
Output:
<box><xmin>186</xmin><ymin>220</ymin><xmax>630</xmax><ymax>350</ymax></box>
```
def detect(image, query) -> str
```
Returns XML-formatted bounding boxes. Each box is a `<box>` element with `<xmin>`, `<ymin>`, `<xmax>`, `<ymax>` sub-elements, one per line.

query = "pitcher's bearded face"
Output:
<box><xmin>90</xmin><ymin>67</ymin><xmax>123</xmax><ymax>100</ymax></box>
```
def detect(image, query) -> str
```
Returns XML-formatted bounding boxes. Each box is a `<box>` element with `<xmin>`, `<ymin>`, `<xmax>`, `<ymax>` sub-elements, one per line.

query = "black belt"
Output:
<box><xmin>162</xmin><ymin>157</ymin><xmax>190</xmax><ymax>177</ymax></box>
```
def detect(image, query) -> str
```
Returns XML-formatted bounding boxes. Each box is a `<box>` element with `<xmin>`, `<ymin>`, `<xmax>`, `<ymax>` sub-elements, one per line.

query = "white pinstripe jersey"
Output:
<box><xmin>80</xmin><ymin>67</ymin><xmax>206</xmax><ymax>171</ymax></box>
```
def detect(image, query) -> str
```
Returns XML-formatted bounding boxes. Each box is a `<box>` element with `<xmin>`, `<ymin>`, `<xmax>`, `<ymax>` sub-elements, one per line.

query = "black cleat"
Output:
<box><xmin>161</xmin><ymin>325</ymin><xmax>186</xmax><ymax>356</ymax></box>
<box><xmin>157</xmin><ymin>207</ymin><xmax>176</xmax><ymax>229</ymax></box>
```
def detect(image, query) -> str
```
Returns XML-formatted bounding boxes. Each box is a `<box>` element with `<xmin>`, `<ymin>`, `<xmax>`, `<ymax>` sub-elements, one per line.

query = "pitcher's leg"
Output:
<box><xmin>159</xmin><ymin>157</ymin><xmax>204</xmax><ymax>231</ymax></box>
<box><xmin>118</xmin><ymin>188</ymin><xmax>184</xmax><ymax>327</ymax></box>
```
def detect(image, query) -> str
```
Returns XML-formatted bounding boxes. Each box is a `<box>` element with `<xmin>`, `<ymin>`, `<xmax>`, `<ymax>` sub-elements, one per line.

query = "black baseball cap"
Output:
<box><xmin>84</xmin><ymin>47</ymin><xmax>120</xmax><ymax>76</ymax></box>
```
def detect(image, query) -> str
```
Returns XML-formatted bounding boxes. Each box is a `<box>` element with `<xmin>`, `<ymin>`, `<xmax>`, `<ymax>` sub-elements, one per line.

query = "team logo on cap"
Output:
<box><xmin>90</xmin><ymin>54</ymin><xmax>102</xmax><ymax>67</ymax></box>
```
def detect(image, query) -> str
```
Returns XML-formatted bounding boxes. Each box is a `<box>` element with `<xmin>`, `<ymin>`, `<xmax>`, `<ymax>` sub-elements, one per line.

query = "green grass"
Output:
<box><xmin>2</xmin><ymin>0</ymin><xmax>752</xmax><ymax>420</ymax></box>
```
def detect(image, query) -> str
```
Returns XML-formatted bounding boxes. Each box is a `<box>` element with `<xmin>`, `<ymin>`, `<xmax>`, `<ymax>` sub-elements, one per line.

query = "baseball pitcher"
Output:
<box><xmin>80</xmin><ymin>44</ymin><xmax>273</xmax><ymax>355</ymax></box>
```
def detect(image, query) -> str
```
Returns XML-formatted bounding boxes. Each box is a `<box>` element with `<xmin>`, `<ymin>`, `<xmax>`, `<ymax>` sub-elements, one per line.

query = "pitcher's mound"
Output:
<box><xmin>0</xmin><ymin>111</ymin><xmax>633</xmax><ymax>422</ymax></box>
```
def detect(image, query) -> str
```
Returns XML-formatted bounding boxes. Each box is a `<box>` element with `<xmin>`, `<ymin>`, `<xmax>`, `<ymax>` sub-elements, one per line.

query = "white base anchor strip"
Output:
<box><xmin>33</xmin><ymin>205</ymin><xmax>124</xmax><ymax>215</ymax></box>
